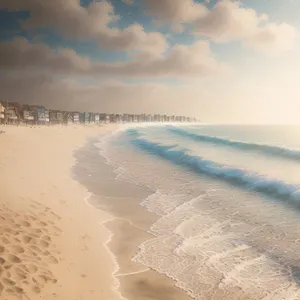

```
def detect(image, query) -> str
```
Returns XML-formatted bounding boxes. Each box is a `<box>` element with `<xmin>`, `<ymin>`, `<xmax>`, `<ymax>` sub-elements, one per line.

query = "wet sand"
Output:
<box><xmin>74</xmin><ymin>135</ymin><xmax>193</xmax><ymax>300</ymax></box>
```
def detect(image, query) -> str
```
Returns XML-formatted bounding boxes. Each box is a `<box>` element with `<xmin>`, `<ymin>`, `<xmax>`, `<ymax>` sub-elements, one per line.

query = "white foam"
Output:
<box><xmin>93</xmin><ymin>125</ymin><xmax>300</xmax><ymax>299</ymax></box>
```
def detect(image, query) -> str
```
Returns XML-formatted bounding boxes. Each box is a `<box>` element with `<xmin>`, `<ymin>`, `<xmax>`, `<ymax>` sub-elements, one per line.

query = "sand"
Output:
<box><xmin>74</xmin><ymin>132</ymin><xmax>194</xmax><ymax>300</ymax></box>
<box><xmin>0</xmin><ymin>124</ymin><xmax>120</xmax><ymax>300</ymax></box>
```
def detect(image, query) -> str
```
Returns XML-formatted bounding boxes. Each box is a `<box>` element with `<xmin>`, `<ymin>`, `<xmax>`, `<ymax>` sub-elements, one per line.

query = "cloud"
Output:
<box><xmin>193</xmin><ymin>0</ymin><xmax>262</xmax><ymax>42</ymax></box>
<box><xmin>143</xmin><ymin>0</ymin><xmax>297</xmax><ymax>55</ymax></box>
<box><xmin>144</xmin><ymin>0</ymin><xmax>207</xmax><ymax>31</ymax></box>
<box><xmin>0</xmin><ymin>37</ymin><xmax>231</xmax><ymax>78</ymax></box>
<box><xmin>193</xmin><ymin>0</ymin><xmax>297</xmax><ymax>54</ymax></box>
<box><xmin>0</xmin><ymin>0</ymin><xmax>167</xmax><ymax>55</ymax></box>
<box><xmin>244</xmin><ymin>22</ymin><xmax>297</xmax><ymax>55</ymax></box>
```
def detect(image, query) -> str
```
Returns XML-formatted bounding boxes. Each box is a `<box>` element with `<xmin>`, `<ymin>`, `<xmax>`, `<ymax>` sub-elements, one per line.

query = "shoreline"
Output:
<box><xmin>74</xmin><ymin>128</ymin><xmax>194</xmax><ymax>300</ymax></box>
<box><xmin>0</xmin><ymin>123</ymin><xmax>195</xmax><ymax>300</ymax></box>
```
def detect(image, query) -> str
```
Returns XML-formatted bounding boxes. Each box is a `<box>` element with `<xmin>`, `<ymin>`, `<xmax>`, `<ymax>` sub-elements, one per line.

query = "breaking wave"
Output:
<box><xmin>128</xmin><ymin>129</ymin><xmax>300</xmax><ymax>205</ymax></box>
<box><xmin>168</xmin><ymin>127</ymin><xmax>300</xmax><ymax>161</ymax></box>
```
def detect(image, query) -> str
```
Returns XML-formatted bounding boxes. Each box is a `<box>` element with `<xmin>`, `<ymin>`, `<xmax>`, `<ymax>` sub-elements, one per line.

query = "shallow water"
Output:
<box><xmin>73</xmin><ymin>135</ymin><xmax>192</xmax><ymax>300</ymax></box>
<box><xmin>94</xmin><ymin>124</ymin><xmax>300</xmax><ymax>300</ymax></box>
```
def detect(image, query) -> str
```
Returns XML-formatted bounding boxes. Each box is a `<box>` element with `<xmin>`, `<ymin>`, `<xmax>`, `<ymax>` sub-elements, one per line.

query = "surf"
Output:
<box><xmin>128</xmin><ymin>129</ymin><xmax>300</xmax><ymax>206</ymax></box>
<box><xmin>167</xmin><ymin>126</ymin><xmax>300</xmax><ymax>162</ymax></box>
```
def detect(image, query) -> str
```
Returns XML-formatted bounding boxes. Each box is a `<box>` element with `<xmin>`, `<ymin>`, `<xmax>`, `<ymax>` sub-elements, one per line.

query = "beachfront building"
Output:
<box><xmin>89</xmin><ymin>112</ymin><xmax>95</xmax><ymax>124</ymax></box>
<box><xmin>99</xmin><ymin>113</ymin><xmax>107</xmax><ymax>123</ymax></box>
<box><xmin>108</xmin><ymin>114</ymin><xmax>114</xmax><ymax>123</ymax></box>
<box><xmin>49</xmin><ymin>110</ymin><xmax>64</xmax><ymax>125</ymax></box>
<box><xmin>0</xmin><ymin>103</ymin><xmax>5</xmax><ymax>124</ymax></box>
<box><xmin>84</xmin><ymin>112</ymin><xmax>90</xmax><ymax>124</ymax></box>
<box><xmin>62</xmin><ymin>112</ymin><xmax>74</xmax><ymax>125</ymax></box>
<box><xmin>6</xmin><ymin>102</ymin><xmax>20</xmax><ymax>124</ymax></box>
<box><xmin>122</xmin><ymin>114</ymin><xmax>129</xmax><ymax>123</ymax></box>
<box><xmin>115</xmin><ymin>114</ymin><xmax>121</xmax><ymax>123</ymax></box>
<box><xmin>22</xmin><ymin>105</ymin><xmax>35</xmax><ymax>125</ymax></box>
<box><xmin>79</xmin><ymin>112</ymin><xmax>90</xmax><ymax>124</ymax></box>
<box><xmin>32</xmin><ymin>105</ymin><xmax>49</xmax><ymax>125</ymax></box>
<box><xmin>73</xmin><ymin>112</ymin><xmax>80</xmax><ymax>124</ymax></box>
<box><xmin>140</xmin><ymin>114</ymin><xmax>146</xmax><ymax>122</ymax></box>
<box><xmin>95</xmin><ymin>113</ymin><xmax>100</xmax><ymax>124</ymax></box>
<box><xmin>145</xmin><ymin>114</ymin><xmax>152</xmax><ymax>122</ymax></box>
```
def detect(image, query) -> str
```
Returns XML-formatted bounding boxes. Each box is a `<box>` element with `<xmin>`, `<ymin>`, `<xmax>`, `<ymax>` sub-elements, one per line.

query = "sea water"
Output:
<box><xmin>97</xmin><ymin>124</ymin><xmax>300</xmax><ymax>300</ymax></box>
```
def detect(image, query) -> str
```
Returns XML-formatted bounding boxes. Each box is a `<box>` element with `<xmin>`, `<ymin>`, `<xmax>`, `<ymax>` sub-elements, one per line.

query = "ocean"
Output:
<box><xmin>81</xmin><ymin>124</ymin><xmax>300</xmax><ymax>300</ymax></box>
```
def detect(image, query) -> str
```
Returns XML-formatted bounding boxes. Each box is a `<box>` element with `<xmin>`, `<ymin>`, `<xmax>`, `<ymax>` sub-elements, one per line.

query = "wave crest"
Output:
<box><xmin>129</xmin><ymin>129</ymin><xmax>300</xmax><ymax>205</ymax></box>
<box><xmin>168</xmin><ymin>127</ymin><xmax>300</xmax><ymax>161</ymax></box>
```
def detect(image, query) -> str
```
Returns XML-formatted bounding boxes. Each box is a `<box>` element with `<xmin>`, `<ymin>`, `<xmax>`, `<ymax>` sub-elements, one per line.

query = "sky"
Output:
<box><xmin>0</xmin><ymin>0</ymin><xmax>300</xmax><ymax>123</ymax></box>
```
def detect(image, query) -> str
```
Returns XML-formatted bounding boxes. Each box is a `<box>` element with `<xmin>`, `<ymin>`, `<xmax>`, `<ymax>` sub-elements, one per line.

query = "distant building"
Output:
<box><xmin>0</xmin><ymin>103</ymin><xmax>5</xmax><ymax>123</ymax></box>
<box><xmin>99</xmin><ymin>113</ymin><xmax>107</xmax><ymax>123</ymax></box>
<box><xmin>89</xmin><ymin>112</ymin><xmax>95</xmax><ymax>124</ymax></box>
<box><xmin>22</xmin><ymin>105</ymin><xmax>36</xmax><ymax>125</ymax></box>
<box><xmin>32</xmin><ymin>105</ymin><xmax>49</xmax><ymax>124</ymax></box>
<box><xmin>62</xmin><ymin>112</ymin><xmax>74</xmax><ymax>125</ymax></box>
<box><xmin>115</xmin><ymin>114</ymin><xmax>121</xmax><ymax>123</ymax></box>
<box><xmin>145</xmin><ymin>115</ymin><xmax>152</xmax><ymax>122</ymax></box>
<box><xmin>84</xmin><ymin>112</ymin><xmax>90</xmax><ymax>124</ymax></box>
<box><xmin>6</xmin><ymin>102</ymin><xmax>20</xmax><ymax>124</ymax></box>
<box><xmin>73</xmin><ymin>112</ymin><xmax>80</xmax><ymax>124</ymax></box>
<box><xmin>79</xmin><ymin>112</ymin><xmax>85</xmax><ymax>124</ymax></box>
<box><xmin>122</xmin><ymin>114</ymin><xmax>129</xmax><ymax>123</ymax></box>
<box><xmin>95</xmin><ymin>113</ymin><xmax>100</xmax><ymax>124</ymax></box>
<box><xmin>49</xmin><ymin>110</ymin><xmax>64</xmax><ymax>124</ymax></box>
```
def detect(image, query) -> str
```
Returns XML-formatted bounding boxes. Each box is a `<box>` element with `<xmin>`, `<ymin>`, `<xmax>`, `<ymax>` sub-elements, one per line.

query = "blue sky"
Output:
<box><xmin>0</xmin><ymin>0</ymin><xmax>300</xmax><ymax>123</ymax></box>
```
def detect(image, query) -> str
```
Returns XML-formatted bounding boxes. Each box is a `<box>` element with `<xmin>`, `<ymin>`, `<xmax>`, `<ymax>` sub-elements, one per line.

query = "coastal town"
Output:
<box><xmin>0</xmin><ymin>101</ymin><xmax>198</xmax><ymax>125</ymax></box>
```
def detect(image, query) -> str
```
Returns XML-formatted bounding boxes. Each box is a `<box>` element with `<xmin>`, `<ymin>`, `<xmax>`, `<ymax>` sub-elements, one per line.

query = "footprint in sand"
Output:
<box><xmin>13</xmin><ymin>268</ymin><xmax>26</xmax><ymax>281</ymax></box>
<box><xmin>13</xmin><ymin>286</ymin><xmax>24</xmax><ymax>294</ymax></box>
<box><xmin>3</xmin><ymin>228</ymin><xmax>19</xmax><ymax>235</ymax></box>
<box><xmin>42</xmin><ymin>235</ymin><xmax>51</xmax><ymax>242</ymax></box>
<box><xmin>21</xmin><ymin>235</ymin><xmax>32</xmax><ymax>244</ymax></box>
<box><xmin>2</xmin><ymin>277</ymin><xmax>16</xmax><ymax>286</ymax></box>
<box><xmin>9</xmin><ymin>245</ymin><xmax>25</xmax><ymax>254</ymax></box>
<box><xmin>39</xmin><ymin>239</ymin><xmax>49</xmax><ymax>248</ymax></box>
<box><xmin>36</xmin><ymin>221</ymin><xmax>47</xmax><ymax>228</ymax></box>
<box><xmin>29</xmin><ymin>245</ymin><xmax>42</xmax><ymax>253</ymax></box>
<box><xmin>4</xmin><ymin>264</ymin><xmax>12</xmax><ymax>270</ymax></box>
<box><xmin>29</xmin><ymin>215</ymin><xmax>38</xmax><ymax>222</ymax></box>
<box><xmin>32</xmin><ymin>286</ymin><xmax>41</xmax><ymax>294</ymax></box>
<box><xmin>7</xmin><ymin>254</ymin><xmax>21</xmax><ymax>264</ymax></box>
<box><xmin>26</xmin><ymin>264</ymin><xmax>38</xmax><ymax>274</ymax></box>
<box><xmin>5</xmin><ymin>270</ymin><xmax>11</xmax><ymax>278</ymax></box>
<box><xmin>0</xmin><ymin>257</ymin><xmax>6</xmax><ymax>265</ymax></box>
<box><xmin>19</xmin><ymin>220</ymin><xmax>31</xmax><ymax>228</ymax></box>
<box><xmin>33</xmin><ymin>228</ymin><xmax>43</xmax><ymax>235</ymax></box>
<box><xmin>1</xmin><ymin>237</ymin><xmax>10</xmax><ymax>244</ymax></box>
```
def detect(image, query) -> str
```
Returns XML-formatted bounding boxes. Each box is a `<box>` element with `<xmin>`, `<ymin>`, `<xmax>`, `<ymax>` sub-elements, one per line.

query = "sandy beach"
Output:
<box><xmin>0</xmin><ymin>124</ymin><xmax>120</xmax><ymax>300</ymax></box>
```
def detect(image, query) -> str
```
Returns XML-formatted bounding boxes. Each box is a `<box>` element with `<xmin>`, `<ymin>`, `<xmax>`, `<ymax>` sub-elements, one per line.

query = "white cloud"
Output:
<box><xmin>143</xmin><ymin>0</ymin><xmax>297</xmax><ymax>55</ymax></box>
<box><xmin>0</xmin><ymin>37</ymin><xmax>231</xmax><ymax>78</ymax></box>
<box><xmin>244</xmin><ymin>22</ymin><xmax>297</xmax><ymax>55</ymax></box>
<box><xmin>144</xmin><ymin>0</ymin><xmax>207</xmax><ymax>31</ymax></box>
<box><xmin>0</xmin><ymin>0</ymin><xmax>167</xmax><ymax>55</ymax></box>
<box><xmin>193</xmin><ymin>0</ymin><xmax>261</xmax><ymax>42</ymax></box>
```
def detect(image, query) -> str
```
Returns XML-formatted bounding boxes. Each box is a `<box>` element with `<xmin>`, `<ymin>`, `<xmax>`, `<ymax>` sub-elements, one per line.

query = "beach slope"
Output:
<box><xmin>0</xmin><ymin>125</ymin><xmax>120</xmax><ymax>300</ymax></box>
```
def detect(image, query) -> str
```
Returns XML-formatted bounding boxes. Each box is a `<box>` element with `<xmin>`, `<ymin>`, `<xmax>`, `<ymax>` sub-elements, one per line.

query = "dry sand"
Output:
<box><xmin>0</xmin><ymin>124</ymin><xmax>120</xmax><ymax>300</ymax></box>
